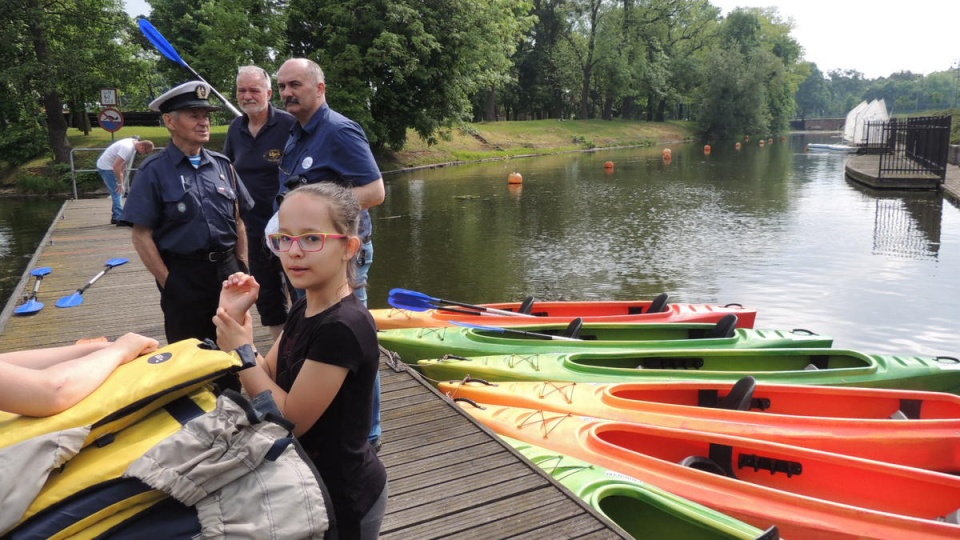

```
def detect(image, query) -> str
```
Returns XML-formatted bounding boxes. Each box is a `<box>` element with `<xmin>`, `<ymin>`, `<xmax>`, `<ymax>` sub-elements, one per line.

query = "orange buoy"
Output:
<box><xmin>703</xmin><ymin>144</ymin><xmax>711</xmax><ymax>154</ymax></box>
<box><xmin>735</xmin><ymin>142</ymin><xmax>742</xmax><ymax>150</ymax></box>
<box><xmin>508</xmin><ymin>184</ymin><xmax>522</xmax><ymax>197</ymax></box>
<box><xmin>604</xmin><ymin>161</ymin><xmax>614</xmax><ymax>170</ymax></box>
<box><xmin>507</xmin><ymin>172</ymin><xmax>523</xmax><ymax>184</ymax></box>
<box><xmin>662</xmin><ymin>149</ymin><xmax>672</xmax><ymax>161</ymax></box>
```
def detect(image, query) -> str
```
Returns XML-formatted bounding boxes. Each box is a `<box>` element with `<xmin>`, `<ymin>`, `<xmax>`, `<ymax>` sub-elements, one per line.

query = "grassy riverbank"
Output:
<box><xmin>2</xmin><ymin>119</ymin><xmax>696</xmax><ymax>194</ymax></box>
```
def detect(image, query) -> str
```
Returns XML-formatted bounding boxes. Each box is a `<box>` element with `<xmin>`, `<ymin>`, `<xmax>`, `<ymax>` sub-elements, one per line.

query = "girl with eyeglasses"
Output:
<box><xmin>213</xmin><ymin>182</ymin><xmax>387</xmax><ymax>540</ymax></box>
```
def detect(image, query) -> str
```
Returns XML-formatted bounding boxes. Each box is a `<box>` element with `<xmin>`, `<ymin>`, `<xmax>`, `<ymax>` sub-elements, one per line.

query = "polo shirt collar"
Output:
<box><xmin>164</xmin><ymin>141</ymin><xmax>211</xmax><ymax>167</ymax></box>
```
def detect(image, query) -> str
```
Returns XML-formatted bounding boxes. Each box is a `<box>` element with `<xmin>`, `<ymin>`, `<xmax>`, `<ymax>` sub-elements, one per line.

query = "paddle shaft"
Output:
<box><xmin>451</xmin><ymin>321</ymin><xmax>580</xmax><ymax>341</ymax></box>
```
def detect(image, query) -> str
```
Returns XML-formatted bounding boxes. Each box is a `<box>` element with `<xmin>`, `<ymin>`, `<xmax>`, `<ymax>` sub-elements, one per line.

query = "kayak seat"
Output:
<box><xmin>938</xmin><ymin>509</ymin><xmax>960</xmax><ymax>525</ymax></box>
<box><xmin>646</xmin><ymin>293</ymin><xmax>669</xmax><ymax>314</ymax></box>
<box><xmin>756</xmin><ymin>526</ymin><xmax>781</xmax><ymax>540</ymax></box>
<box><xmin>718</xmin><ymin>376</ymin><xmax>757</xmax><ymax>411</ymax></box>
<box><xmin>679</xmin><ymin>456</ymin><xmax>734</xmax><ymax>478</ymax></box>
<box><xmin>518</xmin><ymin>296</ymin><xmax>535</xmax><ymax>315</ymax></box>
<box><xmin>709</xmin><ymin>314</ymin><xmax>738</xmax><ymax>338</ymax></box>
<box><xmin>563</xmin><ymin>317</ymin><xmax>583</xmax><ymax>339</ymax></box>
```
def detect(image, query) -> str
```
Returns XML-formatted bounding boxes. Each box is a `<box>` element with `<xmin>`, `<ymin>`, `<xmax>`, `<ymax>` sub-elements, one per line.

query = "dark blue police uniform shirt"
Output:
<box><xmin>223</xmin><ymin>105</ymin><xmax>296</xmax><ymax>236</ymax></box>
<box><xmin>122</xmin><ymin>143</ymin><xmax>254</xmax><ymax>254</ymax></box>
<box><xmin>277</xmin><ymin>104</ymin><xmax>381</xmax><ymax>239</ymax></box>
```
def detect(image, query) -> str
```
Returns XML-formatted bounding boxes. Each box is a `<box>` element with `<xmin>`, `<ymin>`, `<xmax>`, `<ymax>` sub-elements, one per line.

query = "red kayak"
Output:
<box><xmin>461</xmin><ymin>402</ymin><xmax>960</xmax><ymax>540</ymax></box>
<box><xmin>373</xmin><ymin>293</ymin><xmax>757</xmax><ymax>330</ymax></box>
<box><xmin>440</xmin><ymin>377</ymin><xmax>960</xmax><ymax>472</ymax></box>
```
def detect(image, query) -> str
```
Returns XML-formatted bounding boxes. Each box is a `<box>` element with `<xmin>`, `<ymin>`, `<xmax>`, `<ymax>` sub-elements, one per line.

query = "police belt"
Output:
<box><xmin>164</xmin><ymin>246</ymin><xmax>235</xmax><ymax>263</ymax></box>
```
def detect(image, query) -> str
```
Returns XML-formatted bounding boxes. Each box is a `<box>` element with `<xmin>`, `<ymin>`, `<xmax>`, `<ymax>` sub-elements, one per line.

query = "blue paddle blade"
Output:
<box><xmin>15</xmin><ymin>299</ymin><xmax>44</xmax><ymax>315</ymax></box>
<box><xmin>56</xmin><ymin>293</ymin><xmax>84</xmax><ymax>308</ymax></box>
<box><xmin>138</xmin><ymin>19</ymin><xmax>187</xmax><ymax>67</ymax></box>
<box><xmin>31</xmin><ymin>266</ymin><xmax>52</xmax><ymax>277</ymax></box>
<box><xmin>388</xmin><ymin>290</ymin><xmax>437</xmax><ymax>312</ymax></box>
<box><xmin>56</xmin><ymin>258</ymin><xmax>129</xmax><ymax>308</ymax></box>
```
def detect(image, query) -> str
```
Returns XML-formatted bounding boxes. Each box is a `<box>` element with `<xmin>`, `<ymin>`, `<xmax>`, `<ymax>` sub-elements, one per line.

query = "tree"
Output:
<box><xmin>147</xmin><ymin>0</ymin><xmax>287</xmax><ymax>104</ymax></box>
<box><xmin>0</xmin><ymin>0</ymin><xmax>143</xmax><ymax>165</ymax></box>
<box><xmin>285</xmin><ymin>0</ymin><xmax>532</xmax><ymax>150</ymax></box>
<box><xmin>795</xmin><ymin>63</ymin><xmax>829</xmax><ymax>119</ymax></box>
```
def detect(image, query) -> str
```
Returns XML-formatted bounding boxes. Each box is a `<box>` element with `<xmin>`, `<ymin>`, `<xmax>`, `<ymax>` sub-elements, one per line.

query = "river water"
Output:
<box><xmin>2</xmin><ymin>134</ymin><xmax>958</xmax><ymax>357</ymax></box>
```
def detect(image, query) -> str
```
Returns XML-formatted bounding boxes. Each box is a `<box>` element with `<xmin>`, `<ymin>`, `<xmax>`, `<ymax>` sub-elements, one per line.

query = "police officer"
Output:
<box><xmin>121</xmin><ymin>81</ymin><xmax>254</xmax><ymax>345</ymax></box>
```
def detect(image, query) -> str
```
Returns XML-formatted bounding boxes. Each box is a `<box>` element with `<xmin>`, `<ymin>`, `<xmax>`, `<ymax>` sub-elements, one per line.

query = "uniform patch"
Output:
<box><xmin>265</xmin><ymin>149</ymin><xmax>282</xmax><ymax>163</ymax></box>
<box><xmin>177</xmin><ymin>202</ymin><xmax>187</xmax><ymax>213</ymax></box>
<box><xmin>301</xmin><ymin>156</ymin><xmax>313</xmax><ymax>169</ymax></box>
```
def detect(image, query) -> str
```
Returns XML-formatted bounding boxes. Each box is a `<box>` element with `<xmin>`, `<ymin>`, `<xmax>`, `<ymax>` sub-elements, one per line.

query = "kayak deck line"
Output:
<box><xmin>0</xmin><ymin>198</ymin><xmax>630</xmax><ymax>539</ymax></box>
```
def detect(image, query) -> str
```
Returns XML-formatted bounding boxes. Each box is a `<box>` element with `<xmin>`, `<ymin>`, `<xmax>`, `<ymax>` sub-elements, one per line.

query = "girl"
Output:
<box><xmin>214</xmin><ymin>182</ymin><xmax>387</xmax><ymax>540</ymax></box>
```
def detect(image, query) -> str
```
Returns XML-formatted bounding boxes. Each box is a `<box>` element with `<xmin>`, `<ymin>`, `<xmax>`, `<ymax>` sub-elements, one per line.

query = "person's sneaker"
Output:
<box><xmin>371</xmin><ymin>437</ymin><xmax>382</xmax><ymax>453</ymax></box>
<box><xmin>110</xmin><ymin>218</ymin><xmax>118</xmax><ymax>225</ymax></box>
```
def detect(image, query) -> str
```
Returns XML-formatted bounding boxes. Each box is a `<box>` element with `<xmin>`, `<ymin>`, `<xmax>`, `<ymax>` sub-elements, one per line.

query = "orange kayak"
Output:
<box><xmin>372</xmin><ymin>298</ymin><xmax>757</xmax><ymax>330</ymax></box>
<box><xmin>461</xmin><ymin>403</ymin><xmax>960</xmax><ymax>540</ymax></box>
<box><xmin>440</xmin><ymin>377</ymin><xmax>960</xmax><ymax>472</ymax></box>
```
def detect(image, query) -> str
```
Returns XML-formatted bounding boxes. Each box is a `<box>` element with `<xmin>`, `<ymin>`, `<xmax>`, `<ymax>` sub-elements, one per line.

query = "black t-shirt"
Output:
<box><xmin>276</xmin><ymin>294</ymin><xmax>386</xmax><ymax>531</ymax></box>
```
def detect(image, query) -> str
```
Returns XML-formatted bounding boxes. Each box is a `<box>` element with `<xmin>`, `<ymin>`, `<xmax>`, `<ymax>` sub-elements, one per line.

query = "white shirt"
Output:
<box><xmin>96</xmin><ymin>138</ymin><xmax>138</xmax><ymax>171</ymax></box>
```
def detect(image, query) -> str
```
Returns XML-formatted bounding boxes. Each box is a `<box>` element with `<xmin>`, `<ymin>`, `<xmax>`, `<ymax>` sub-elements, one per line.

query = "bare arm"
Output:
<box><xmin>0</xmin><ymin>341</ymin><xmax>112</xmax><ymax>369</ymax></box>
<box><xmin>213</xmin><ymin>309</ymin><xmax>347</xmax><ymax>437</ymax></box>
<box><xmin>112</xmin><ymin>157</ymin><xmax>128</xmax><ymax>183</ymax></box>
<box><xmin>0</xmin><ymin>333</ymin><xmax>159</xmax><ymax>416</ymax></box>
<box><xmin>353</xmin><ymin>178</ymin><xmax>384</xmax><ymax>210</ymax></box>
<box><xmin>131</xmin><ymin>225</ymin><xmax>170</xmax><ymax>287</ymax></box>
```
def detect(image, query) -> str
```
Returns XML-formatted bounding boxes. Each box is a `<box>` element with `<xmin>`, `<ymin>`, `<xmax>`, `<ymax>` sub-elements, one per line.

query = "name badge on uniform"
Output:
<box><xmin>301</xmin><ymin>156</ymin><xmax>313</xmax><ymax>169</ymax></box>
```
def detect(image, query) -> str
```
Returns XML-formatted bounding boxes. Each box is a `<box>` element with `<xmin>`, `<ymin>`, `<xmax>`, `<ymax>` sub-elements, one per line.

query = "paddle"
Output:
<box><xmin>450</xmin><ymin>320</ymin><xmax>582</xmax><ymax>341</ymax></box>
<box><xmin>56</xmin><ymin>258</ymin><xmax>128</xmax><ymax>308</ymax></box>
<box><xmin>14</xmin><ymin>267</ymin><xmax>53</xmax><ymax>315</ymax></box>
<box><xmin>388</xmin><ymin>288</ymin><xmax>536</xmax><ymax>317</ymax></box>
<box><xmin>137</xmin><ymin>18</ymin><xmax>242</xmax><ymax>118</ymax></box>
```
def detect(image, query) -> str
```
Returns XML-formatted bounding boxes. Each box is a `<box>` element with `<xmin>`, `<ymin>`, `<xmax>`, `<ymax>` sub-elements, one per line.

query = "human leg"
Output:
<box><xmin>159</xmin><ymin>258</ymin><xmax>220</xmax><ymax>343</ymax></box>
<box><xmin>353</xmin><ymin>240</ymin><xmax>381</xmax><ymax>447</ymax></box>
<box><xmin>97</xmin><ymin>169</ymin><xmax>123</xmax><ymax>222</ymax></box>
<box><xmin>358</xmin><ymin>482</ymin><xmax>388</xmax><ymax>540</ymax></box>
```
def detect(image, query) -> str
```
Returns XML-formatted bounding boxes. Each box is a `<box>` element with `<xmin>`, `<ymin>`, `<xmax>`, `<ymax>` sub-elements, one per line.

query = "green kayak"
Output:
<box><xmin>417</xmin><ymin>348</ymin><xmax>960</xmax><ymax>394</ymax></box>
<box><xmin>503</xmin><ymin>436</ymin><xmax>779</xmax><ymax>540</ymax></box>
<box><xmin>378</xmin><ymin>317</ymin><xmax>832</xmax><ymax>363</ymax></box>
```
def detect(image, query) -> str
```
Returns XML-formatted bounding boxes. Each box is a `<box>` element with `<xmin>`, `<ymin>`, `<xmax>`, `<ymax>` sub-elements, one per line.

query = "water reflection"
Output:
<box><xmin>371</xmin><ymin>136</ymin><xmax>960</xmax><ymax>357</ymax></box>
<box><xmin>0</xmin><ymin>198</ymin><xmax>63</xmax><ymax>311</ymax></box>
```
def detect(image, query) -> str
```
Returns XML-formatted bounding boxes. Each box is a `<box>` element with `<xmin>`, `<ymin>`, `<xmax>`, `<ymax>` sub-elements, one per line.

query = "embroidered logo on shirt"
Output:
<box><xmin>265</xmin><ymin>149</ymin><xmax>282</xmax><ymax>163</ymax></box>
<box><xmin>177</xmin><ymin>202</ymin><xmax>187</xmax><ymax>213</ymax></box>
<box><xmin>301</xmin><ymin>156</ymin><xmax>313</xmax><ymax>169</ymax></box>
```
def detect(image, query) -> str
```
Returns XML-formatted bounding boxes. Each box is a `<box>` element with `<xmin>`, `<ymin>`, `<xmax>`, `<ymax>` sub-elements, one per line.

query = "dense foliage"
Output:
<box><xmin>1</xmin><ymin>0</ymin><xmax>957</xmax><ymax>167</ymax></box>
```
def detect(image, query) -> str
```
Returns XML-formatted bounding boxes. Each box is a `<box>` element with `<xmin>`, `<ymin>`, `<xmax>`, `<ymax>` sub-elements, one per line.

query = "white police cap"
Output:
<box><xmin>149</xmin><ymin>81</ymin><xmax>221</xmax><ymax>113</ymax></box>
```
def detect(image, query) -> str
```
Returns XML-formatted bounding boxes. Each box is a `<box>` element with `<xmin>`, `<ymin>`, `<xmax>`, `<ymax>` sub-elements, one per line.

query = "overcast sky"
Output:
<box><xmin>125</xmin><ymin>0</ymin><xmax>958</xmax><ymax>79</ymax></box>
<box><xmin>711</xmin><ymin>0</ymin><xmax>959</xmax><ymax>78</ymax></box>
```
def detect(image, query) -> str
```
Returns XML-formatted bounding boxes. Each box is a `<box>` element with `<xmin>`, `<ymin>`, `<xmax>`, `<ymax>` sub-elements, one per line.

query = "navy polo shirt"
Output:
<box><xmin>223</xmin><ymin>105</ymin><xmax>296</xmax><ymax>236</ymax></box>
<box><xmin>122</xmin><ymin>143</ymin><xmax>254</xmax><ymax>254</ymax></box>
<box><xmin>277</xmin><ymin>104</ymin><xmax>381</xmax><ymax>239</ymax></box>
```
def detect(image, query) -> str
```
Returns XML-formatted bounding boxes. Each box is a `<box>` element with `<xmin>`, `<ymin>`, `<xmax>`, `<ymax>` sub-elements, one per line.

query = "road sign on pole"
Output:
<box><xmin>98</xmin><ymin>107</ymin><xmax>125</xmax><ymax>133</ymax></box>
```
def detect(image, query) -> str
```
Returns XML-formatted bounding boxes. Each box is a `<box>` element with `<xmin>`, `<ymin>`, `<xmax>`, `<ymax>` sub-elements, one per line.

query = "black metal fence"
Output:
<box><xmin>864</xmin><ymin>116</ymin><xmax>952</xmax><ymax>182</ymax></box>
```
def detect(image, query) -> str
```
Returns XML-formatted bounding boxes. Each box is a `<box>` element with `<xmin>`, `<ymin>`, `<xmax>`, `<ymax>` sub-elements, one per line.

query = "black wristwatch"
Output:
<box><xmin>232</xmin><ymin>343</ymin><xmax>258</xmax><ymax>370</ymax></box>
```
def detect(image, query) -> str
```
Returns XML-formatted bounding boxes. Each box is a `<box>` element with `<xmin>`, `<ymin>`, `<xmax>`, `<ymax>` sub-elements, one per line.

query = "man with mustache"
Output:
<box><xmin>274</xmin><ymin>57</ymin><xmax>385</xmax><ymax>451</ymax></box>
<box><xmin>122</xmin><ymin>81</ymin><xmax>253</xmax><ymax>352</ymax></box>
<box><xmin>224</xmin><ymin>66</ymin><xmax>297</xmax><ymax>340</ymax></box>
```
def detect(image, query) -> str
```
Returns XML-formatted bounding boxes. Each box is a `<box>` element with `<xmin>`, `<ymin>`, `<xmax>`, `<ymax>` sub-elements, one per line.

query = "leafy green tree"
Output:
<box><xmin>147</xmin><ymin>0</ymin><xmax>287</xmax><ymax>106</ymax></box>
<box><xmin>0</xmin><ymin>0</ymin><xmax>144</xmax><ymax>164</ymax></box>
<box><xmin>795</xmin><ymin>63</ymin><xmax>830</xmax><ymax>119</ymax></box>
<box><xmin>285</xmin><ymin>0</ymin><xmax>532</xmax><ymax>150</ymax></box>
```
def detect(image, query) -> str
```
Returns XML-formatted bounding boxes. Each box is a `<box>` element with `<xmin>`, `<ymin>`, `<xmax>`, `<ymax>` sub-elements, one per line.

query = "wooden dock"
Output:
<box><xmin>0</xmin><ymin>198</ymin><xmax>627</xmax><ymax>539</ymax></box>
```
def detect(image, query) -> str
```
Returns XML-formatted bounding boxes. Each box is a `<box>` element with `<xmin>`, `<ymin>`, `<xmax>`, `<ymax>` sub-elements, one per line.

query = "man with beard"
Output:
<box><xmin>274</xmin><ymin>57</ymin><xmax>385</xmax><ymax>450</ymax></box>
<box><xmin>224</xmin><ymin>66</ymin><xmax>297</xmax><ymax>340</ymax></box>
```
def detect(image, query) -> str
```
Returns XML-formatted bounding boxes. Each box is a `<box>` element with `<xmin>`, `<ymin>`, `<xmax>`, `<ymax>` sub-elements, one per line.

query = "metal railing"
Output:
<box><xmin>864</xmin><ymin>116</ymin><xmax>952</xmax><ymax>182</ymax></box>
<box><xmin>68</xmin><ymin>147</ymin><xmax>164</xmax><ymax>199</ymax></box>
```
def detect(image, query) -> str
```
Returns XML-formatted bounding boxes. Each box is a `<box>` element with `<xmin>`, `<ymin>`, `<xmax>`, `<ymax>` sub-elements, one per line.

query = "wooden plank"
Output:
<box><xmin>0</xmin><ymin>198</ymin><xmax>629</xmax><ymax>540</ymax></box>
